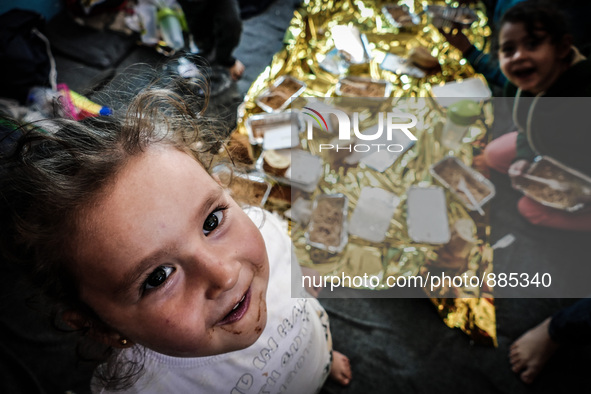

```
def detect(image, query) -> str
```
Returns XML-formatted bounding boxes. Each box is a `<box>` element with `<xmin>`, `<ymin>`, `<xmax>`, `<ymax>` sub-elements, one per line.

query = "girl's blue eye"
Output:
<box><xmin>144</xmin><ymin>266</ymin><xmax>174</xmax><ymax>290</ymax></box>
<box><xmin>203</xmin><ymin>210</ymin><xmax>224</xmax><ymax>235</ymax></box>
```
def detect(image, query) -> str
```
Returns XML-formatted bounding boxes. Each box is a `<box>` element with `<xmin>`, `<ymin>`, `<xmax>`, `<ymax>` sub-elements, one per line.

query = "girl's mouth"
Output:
<box><xmin>217</xmin><ymin>287</ymin><xmax>251</xmax><ymax>326</ymax></box>
<box><xmin>512</xmin><ymin>66</ymin><xmax>536</xmax><ymax>79</ymax></box>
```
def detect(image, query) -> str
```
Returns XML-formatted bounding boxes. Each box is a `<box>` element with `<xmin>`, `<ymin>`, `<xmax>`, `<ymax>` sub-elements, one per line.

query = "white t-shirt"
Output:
<box><xmin>93</xmin><ymin>208</ymin><xmax>332</xmax><ymax>394</ymax></box>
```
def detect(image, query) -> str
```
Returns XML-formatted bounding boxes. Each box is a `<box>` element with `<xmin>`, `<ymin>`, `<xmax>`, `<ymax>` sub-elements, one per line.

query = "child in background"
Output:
<box><xmin>442</xmin><ymin>0</ymin><xmax>591</xmax><ymax>93</ymax></box>
<box><xmin>483</xmin><ymin>0</ymin><xmax>591</xmax><ymax>230</ymax></box>
<box><xmin>0</xmin><ymin>82</ymin><xmax>351</xmax><ymax>392</ymax></box>
<box><xmin>479</xmin><ymin>0</ymin><xmax>591</xmax><ymax>384</ymax></box>
<box><xmin>178</xmin><ymin>0</ymin><xmax>245</xmax><ymax>80</ymax></box>
<box><xmin>440</xmin><ymin>0</ymin><xmax>525</xmax><ymax>91</ymax></box>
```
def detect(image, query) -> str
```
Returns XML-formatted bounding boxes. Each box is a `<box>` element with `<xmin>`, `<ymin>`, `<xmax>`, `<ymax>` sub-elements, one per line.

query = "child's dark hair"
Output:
<box><xmin>499</xmin><ymin>0</ymin><xmax>572</xmax><ymax>49</ymax></box>
<box><xmin>0</xmin><ymin>77</ymin><xmax>230</xmax><ymax>389</ymax></box>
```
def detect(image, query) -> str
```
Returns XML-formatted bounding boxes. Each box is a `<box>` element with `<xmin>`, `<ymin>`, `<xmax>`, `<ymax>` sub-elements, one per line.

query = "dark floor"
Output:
<box><xmin>2</xmin><ymin>1</ymin><xmax>590</xmax><ymax>393</ymax></box>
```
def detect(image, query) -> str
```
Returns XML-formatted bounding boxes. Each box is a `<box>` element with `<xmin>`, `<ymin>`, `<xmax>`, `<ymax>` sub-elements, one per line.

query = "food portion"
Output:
<box><xmin>431</xmin><ymin>157</ymin><xmax>494</xmax><ymax>209</ymax></box>
<box><xmin>228</xmin><ymin>176</ymin><xmax>271</xmax><ymax>207</ymax></box>
<box><xmin>446</xmin><ymin>219</ymin><xmax>476</xmax><ymax>258</ymax></box>
<box><xmin>327</xmin><ymin>136</ymin><xmax>355</xmax><ymax>165</ymax></box>
<box><xmin>517</xmin><ymin>158</ymin><xmax>591</xmax><ymax>210</ymax></box>
<box><xmin>249</xmin><ymin>117</ymin><xmax>290</xmax><ymax>140</ymax></box>
<box><xmin>307</xmin><ymin>195</ymin><xmax>348</xmax><ymax>250</ymax></box>
<box><xmin>215</xmin><ymin>169</ymin><xmax>271</xmax><ymax>207</ymax></box>
<box><xmin>257</xmin><ymin>149</ymin><xmax>324</xmax><ymax>193</ymax></box>
<box><xmin>337</xmin><ymin>77</ymin><xmax>388</xmax><ymax>97</ymax></box>
<box><xmin>431</xmin><ymin>218</ymin><xmax>476</xmax><ymax>270</ymax></box>
<box><xmin>262</xmin><ymin>149</ymin><xmax>291</xmax><ymax>177</ymax></box>
<box><xmin>257</xmin><ymin>77</ymin><xmax>305</xmax><ymax>111</ymax></box>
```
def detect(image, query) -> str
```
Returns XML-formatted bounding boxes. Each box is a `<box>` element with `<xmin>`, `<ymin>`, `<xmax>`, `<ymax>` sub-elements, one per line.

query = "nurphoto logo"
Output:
<box><xmin>302</xmin><ymin>106</ymin><xmax>418</xmax><ymax>153</ymax></box>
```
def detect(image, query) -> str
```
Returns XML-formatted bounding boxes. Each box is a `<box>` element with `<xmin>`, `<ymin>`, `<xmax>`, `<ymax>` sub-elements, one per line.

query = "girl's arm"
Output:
<box><xmin>464</xmin><ymin>46</ymin><xmax>508</xmax><ymax>88</ymax></box>
<box><xmin>439</xmin><ymin>28</ymin><xmax>508</xmax><ymax>88</ymax></box>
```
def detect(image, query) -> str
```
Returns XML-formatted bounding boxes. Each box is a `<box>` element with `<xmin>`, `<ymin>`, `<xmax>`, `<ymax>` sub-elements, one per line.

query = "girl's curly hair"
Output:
<box><xmin>496</xmin><ymin>1</ymin><xmax>572</xmax><ymax>56</ymax></box>
<box><xmin>0</xmin><ymin>75</ymin><xmax>232</xmax><ymax>390</ymax></box>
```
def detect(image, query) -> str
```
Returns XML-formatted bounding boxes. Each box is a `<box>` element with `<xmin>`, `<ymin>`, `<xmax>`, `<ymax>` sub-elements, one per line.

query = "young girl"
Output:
<box><xmin>0</xmin><ymin>84</ymin><xmax>351</xmax><ymax>392</ymax></box>
<box><xmin>483</xmin><ymin>0</ymin><xmax>591</xmax><ymax>230</ymax></box>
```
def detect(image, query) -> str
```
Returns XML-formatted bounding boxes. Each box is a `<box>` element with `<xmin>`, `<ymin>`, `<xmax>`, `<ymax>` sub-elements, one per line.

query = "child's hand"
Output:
<box><xmin>508</xmin><ymin>159</ymin><xmax>531</xmax><ymax>189</ymax></box>
<box><xmin>438</xmin><ymin>28</ymin><xmax>472</xmax><ymax>54</ymax></box>
<box><xmin>508</xmin><ymin>160</ymin><xmax>530</xmax><ymax>177</ymax></box>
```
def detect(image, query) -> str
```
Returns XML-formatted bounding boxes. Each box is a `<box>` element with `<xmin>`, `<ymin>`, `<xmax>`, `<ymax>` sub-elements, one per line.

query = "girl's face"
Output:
<box><xmin>73</xmin><ymin>146</ymin><xmax>269</xmax><ymax>357</ymax></box>
<box><xmin>498</xmin><ymin>22</ymin><xmax>570</xmax><ymax>95</ymax></box>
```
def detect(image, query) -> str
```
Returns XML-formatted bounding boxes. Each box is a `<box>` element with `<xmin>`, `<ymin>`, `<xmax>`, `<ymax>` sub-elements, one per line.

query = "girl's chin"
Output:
<box><xmin>514</xmin><ymin>80</ymin><xmax>541</xmax><ymax>94</ymax></box>
<box><xmin>509</xmin><ymin>73</ymin><xmax>541</xmax><ymax>93</ymax></box>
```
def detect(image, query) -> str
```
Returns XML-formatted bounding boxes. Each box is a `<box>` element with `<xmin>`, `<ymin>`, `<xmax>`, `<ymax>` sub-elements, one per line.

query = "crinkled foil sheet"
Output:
<box><xmin>236</xmin><ymin>0</ymin><xmax>496</xmax><ymax>345</ymax></box>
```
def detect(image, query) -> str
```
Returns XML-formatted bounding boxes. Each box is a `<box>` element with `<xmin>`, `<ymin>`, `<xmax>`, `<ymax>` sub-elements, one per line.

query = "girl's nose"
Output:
<box><xmin>512</xmin><ymin>46</ymin><xmax>525</xmax><ymax>61</ymax></box>
<box><xmin>199</xmin><ymin>249</ymin><xmax>241</xmax><ymax>300</ymax></box>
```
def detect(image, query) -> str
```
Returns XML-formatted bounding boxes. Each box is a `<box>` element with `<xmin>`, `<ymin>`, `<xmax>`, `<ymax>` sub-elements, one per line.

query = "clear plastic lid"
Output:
<box><xmin>349</xmin><ymin>187</ymin><xmax>400</xmax><ymax>243</ymax></box>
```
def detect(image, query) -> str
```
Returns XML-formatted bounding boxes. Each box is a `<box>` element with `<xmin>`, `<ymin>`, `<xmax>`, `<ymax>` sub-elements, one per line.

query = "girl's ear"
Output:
<box><xmin>62</xmin><ymin>310</ymin><xmax>134</xmax><ymax>349</ymax></box>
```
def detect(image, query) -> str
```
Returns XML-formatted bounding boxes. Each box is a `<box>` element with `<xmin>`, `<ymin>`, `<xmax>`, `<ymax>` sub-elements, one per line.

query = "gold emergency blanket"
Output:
<box><xmin>236</xmin><ymin>0</ymin><xmax>497</xmax><ymax>345</ymax></box>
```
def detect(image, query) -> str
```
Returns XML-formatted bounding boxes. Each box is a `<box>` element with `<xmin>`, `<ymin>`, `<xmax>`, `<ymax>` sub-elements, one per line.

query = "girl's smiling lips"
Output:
<box><xmin>511</xmin><ymin>66</ymin><xmax>536</xmax><ymax>79</ymax></box>
<box><xmin>217</xmin><ymin>287</ymin><xmax>251</xmax><ymax>326</ymax></box>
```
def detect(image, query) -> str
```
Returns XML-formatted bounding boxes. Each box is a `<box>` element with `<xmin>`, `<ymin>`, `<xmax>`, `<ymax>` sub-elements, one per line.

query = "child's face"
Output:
<box><xmin>498</xmin><ymin>22</ymin><xmax>570</xmax><ymax>94</ymax></box>
<box><xmin>72</xmin><ymin>146</ymin><xmax>270</xmax><ymax>357</ymax></box>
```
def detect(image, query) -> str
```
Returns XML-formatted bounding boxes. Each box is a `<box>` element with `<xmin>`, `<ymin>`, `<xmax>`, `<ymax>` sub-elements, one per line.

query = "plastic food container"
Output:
<box><xmin>305</xmin><ymin>193</ymin><xmax>349</xmax><ymax>253</ymax></box>
<box><xmin>330</xmin><ymin>25</ymin><xmax>371</xmax><ymax>64</ymax></box>
<box><xmin>244</xmin><ymin>111</ymin><xmax>305</xmax><ymax>146</ymax></box>
<box><xmin>441</xmin><ymin>100</ymin><xmax>481</xmax><ymax>149</ymax></box>
<box><xmin>425</xmin><ymin>5</ymin><xmax>478</xmax><ymax>29</ymax></box>
<box><xmin>319</xmin><ymin>48</ymin><xmax>349</xmax><ymax>75</ymax></box>
<box><xmin>380</xmin><ymin>53</ymin><xmax>426</xmax><ymax>79</ymax></box>
<box><xmin>406</xmin><ymin>186</ymin><xmax>451</xmax><ymax>244</ymax></box>
<box><xmin>255</xmin><ymin>76</ymin><xmax>307</xmax><ymax>113</ymax></box>
<box><xmin>336</xmin><ymin>76</ymin><xmax>392</xmax><ymax>98</ymax></box>
<box><xmin>514</xmin><ymin>156</ymin><xmax>591</xmax><ymax>212</ymax></box>
<box><xmin>212</xmin><ymin>166</ymin><xmax>272</xmax><ymax>207</ymax></box>
<box><xmin>430</xmin><ymin>156</ymin><xmax>496</xmax><ymax>212</ymax></box>
<box><xmin>256</xmin><ymin>149</ymin><xmax>324</xmax><ymax>193</ymax></box>
<box><xmin>382</xmin><ymin>4</ymin><xmax>420</xmax><ymax>28</ymax></box>
<box><xmin>431</xmin><ymin>77</ymin><xmax>492</xmax><ymax>108</ymax></box>
<box><xmin>349</xmin><ymin>187</ymin><xmax>400</xmax><ymax>243</ymax></box>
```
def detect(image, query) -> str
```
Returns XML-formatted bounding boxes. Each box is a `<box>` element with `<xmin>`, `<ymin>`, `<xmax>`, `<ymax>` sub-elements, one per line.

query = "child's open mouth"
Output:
<box><xmin>217</xmin><ymin>287</ymin><xmax>251</xmax><ymax>326</ymax></box>
<box><xmin>512</xmin><ymin>66</ymin><xmax>536</xmax><ymax>79</ymax></box>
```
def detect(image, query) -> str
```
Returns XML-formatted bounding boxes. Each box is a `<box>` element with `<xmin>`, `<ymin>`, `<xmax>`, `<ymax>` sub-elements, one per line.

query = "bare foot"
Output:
<box><xmin>229</xmin><ymin>60</ymin><xmax>245</xmax><ymax>81</ymax></box>
<box><xmin>330</xmin><ymin>351</ymin><xmax>352</xmax><ymax>386</ymax></box>
<box><xmin>509</xmin><ymin>317</ymin><xmax>559</xmax><ymax>384</ymax></box>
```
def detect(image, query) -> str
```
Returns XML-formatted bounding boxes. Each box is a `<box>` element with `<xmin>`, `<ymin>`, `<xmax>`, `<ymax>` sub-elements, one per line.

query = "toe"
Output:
<box><xmin>521</xmin><ymin>369</ymin><xmax>534</xmax><ymax>384</ymax></box>
<box><xmin>340</xmin><ymin>369</ymin><xmax>352</xmax><ymax>385</ymax></box>
<box><xmin>511</xmin><ymin>358</ymin><xmax>525</xmax><ymax>373</ymax></box>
